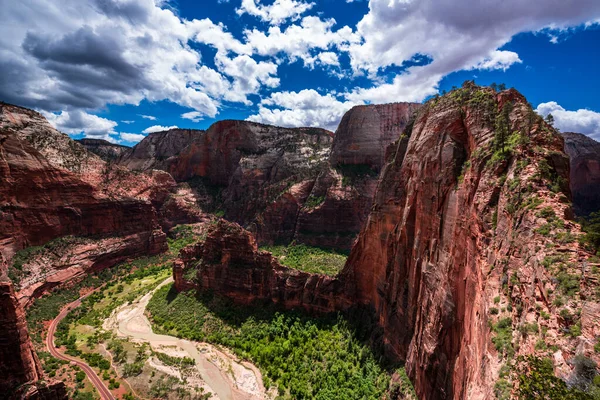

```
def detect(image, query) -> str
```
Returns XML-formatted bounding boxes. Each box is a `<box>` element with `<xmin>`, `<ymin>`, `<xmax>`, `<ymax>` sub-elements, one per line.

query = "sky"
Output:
<box><xmin>1</xmin><ymin>0</ymin><xmax>600</xmax><ymax>146</ymax></box>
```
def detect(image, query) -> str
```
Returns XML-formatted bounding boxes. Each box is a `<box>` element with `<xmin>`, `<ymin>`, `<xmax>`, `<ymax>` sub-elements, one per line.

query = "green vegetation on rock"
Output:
<box><xmin>261</xmin><ymin>244</ymin><xmax>347</xmax><ymax>275</ymax></box>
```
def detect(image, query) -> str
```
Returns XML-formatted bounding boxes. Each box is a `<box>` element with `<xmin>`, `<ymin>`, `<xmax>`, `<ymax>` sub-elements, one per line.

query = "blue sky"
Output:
<box><xmin>1</xmin><ymin>0</ymin><xmax>600</xmax><ymax>145</ymax></box>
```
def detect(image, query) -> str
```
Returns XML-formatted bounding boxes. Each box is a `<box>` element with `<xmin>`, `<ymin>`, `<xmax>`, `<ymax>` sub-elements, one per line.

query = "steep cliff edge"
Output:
<box><xmin>77</xmin><ymin>138</ymin><xmax>130</xmax><ymax>162</ymax></box>
<box><xmin>288</xmin><ymin>102</ymin><xmax>420</xmax><ymax>249</ymax></box>
<box><xmin>344</xmin><ymin>84</ymin><xmax>598</xmax><ymax>399</ymax></box>
<box><xmin>118</xmin><ymin>129</ymin><xmax>200</xmax><ymax>171</ymax></box>
<box><xmin>170</xmin><ymin>85</ymin><xmax>600</xmax><ymax>399</ymax></box>
<box><xmin>0</xmin><ymin>104</ymin><xmax>168</xmax><ymax>305</ymax></box>
<box><xmin>173</xmin><ymin>219</ymin><xmax>348</xmax><ymax>313</ymax></box>
<box><xmin>562</xmin><ymin>132</ymin><xmax>600</xmax><ymax>216</ymax></box>
<box><xmin>330</xmin><ymin>102</ymin><xmax>422</xmax><ymax>170</ymax></box>
<box><xmin>0</xmin><ymin>255</ymin><xmax>67</xmax><ymax>399</ymax></box>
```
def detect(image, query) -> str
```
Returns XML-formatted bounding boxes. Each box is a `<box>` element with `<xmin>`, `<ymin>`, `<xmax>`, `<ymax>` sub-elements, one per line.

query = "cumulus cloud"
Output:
<box><xmin>237</xmin><ymin>0</ymin><xmax>315</xmax><ymax>25</ymax></box>
<box><xmin>139</xmin><ymin>115</ymin><xmax>157</xmax><ymax>121</ymax></box>
<box><xmin>42</xmin><ymin>110</ymin><xmax>118</xmax><ymax>141</ymax></box>
<box><xmin>142</xmin><ymin>125</ymin><xmax>179</xmax><ymax>134</ymax></box>
<box><xmin>181</xmin><ymin>111</ymin><xmax>204</xmax><ymax>123</ymax></box>
<box><xmin>3</xmin><ymin>0</ymin><xmax>600</xmax><ymax>132</ymax></box>
<box><xmin>120</xmin><ymin>132</ymin><xmax>146</xmax><ymax>143</ymax></box>
<box><xmin>536</xmin><ymin>102</ymin><xmax>600</xmax><ymax>140</ymax></box>
<box><xmin>0</xmin><ymin>0</ymin><xmax>257</xmax><ymax>119</ymax></box>
<box><xmin>245</xmin><ymin>16</ymin><xmax>359</xmax><ymax>67</ymax></box>
<box><xmin>335</xmin><ymin>0</ymin><xmax>600</xmax><ymax>105</ymax></box>
<box><xmin>247</xmin><ymin>89</ymin><xmax>358</xmax><ymax>131</ymax></box>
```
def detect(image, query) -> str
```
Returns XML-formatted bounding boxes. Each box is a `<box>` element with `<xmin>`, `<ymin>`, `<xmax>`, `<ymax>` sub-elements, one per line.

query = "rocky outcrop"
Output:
<box><xmin>77</xmin><ymin>138</ymin><xmax>130</xmax><ymax>162</ymax></box>
<box><xmin>173</xmin><ymin>220</ymin><xmax>348</xmax><ymax>313</ymax></box>
<box><xmin>0</xmin><ymin>276</ymin><xmax>41</xmax><ymax>393</ymax></box>
<box><xmin>171</xmin><ymin>85</ymin><xmax>600</xmax><ymax>399</ymax></box>
<box><xmin>342</xmin><ymin>84</ymin><xmax>596</xmax><ymax>399</ymax></box>
<box><xmin>330</xmin><ymin>103</ymin><xmax>421</xmax><ymax>170</ymax></box>
<box><xmin>0</xmin><ymin>255</ymin><xmax>67</xmax><ymax>399</ymax></box>
<box><xmin>0</xmin><ymin>104</ymin><xmax>168</xmax><ymax>304</ymax></box>
<box><xmin>118</xmin><ymin>129</ymin><xmax>199</xmax><ymax>172</ymax></box>
<box><xmin>562</xmin><ymin>131</ymin><xmax>600</xmax><ymax>215</ymax></box>
<box><xmin>121</xmin><ymin>109</ymin><xmax>419</xmax><ymax>250</ymax></box>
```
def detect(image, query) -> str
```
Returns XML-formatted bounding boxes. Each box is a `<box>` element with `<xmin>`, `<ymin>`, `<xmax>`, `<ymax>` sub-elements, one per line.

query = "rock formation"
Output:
<box><xmin>0</xmin><ymin>254</ymin><xmax>67</xmax><ymax>399</ymax></box>
<box><xmin>0</xmin><ymin>103</ymin><xmax>168</xmax><ymax>305</ymax></box>
<box><xmin>174</xmin><ymin>84</ymin><xmax>600</xmax><ymax>399</ymax></box>
<box><xmin>330</xmin><ymin>103</ymin><xmax>422</xmax><ymax>170</ymax></box>
<box><xmin>343</xmin><ymin>84</ymin><xmax>595</xmax><ymax>399</ymax></box>
<box><xmin>77</xmin><ymin>138</ymin><xmax>130</xmax><ymax>162</ymax></box>
<box><xmin>562</xmin><ymin>131</ymin><xmax>600</xmax><ymax>215</ymax></box>
<box><xmin>118</xmin><ymin>129</ymin><xmax>200</xmax><ymax>172</ymax></box>
<box><xmin>119</xmin><ymin>106</ymin><xmax>419</xmax><ymax>250</ymax></box>
<box><xmin>173</xmin><ymin>220</ymin><xmax>347</xmax><ymax>313</ymax></box>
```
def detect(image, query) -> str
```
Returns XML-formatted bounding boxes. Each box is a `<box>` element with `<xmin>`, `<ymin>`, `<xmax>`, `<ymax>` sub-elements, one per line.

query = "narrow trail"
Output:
<box><xmin>105</xmin><ymin>277</ymin><xmax>265</xmax><ymax>400</ymax></box>
<box><xmin>46</xmin><ymin>293</ymin><xmax>116</xmax><ymax>400</ymax></box>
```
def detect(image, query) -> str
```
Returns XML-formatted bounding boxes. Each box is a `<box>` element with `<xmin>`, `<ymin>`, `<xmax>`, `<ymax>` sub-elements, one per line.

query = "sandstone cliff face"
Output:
<box><xmin>118</xmin><ymin>129</ymin><xmax>199</xmax><ymax>172</ymax></box>
<box><xmin>343</xmin><ymin>85</ymin><xmax>598</xmax><ymax>399</ymax></box>
<box><xmin>170</xmin><ymin>85</ymin><xmax>600</xmax><ymax>399</ymax></box>
<box><xmin>121</xmin><ymin>108</ymin><xmax>419</xmax><ymax>250</ymax></box>
<box><xmin>0</xmin><ymin>255</ymin><xmax>67</xmax><ymax>399</ymax></box>
<box><xmin>173</xmin><ymin>220</ymin><xmax>348</xmax><ymax>313</ymax></box>
<box><xmin>562</xmin><ymin>131</ymin><xmax>600</xmax><ymax>215</ymax></box>
<box><xmin>77</xmin><ymin>138</ymin><xmax>130</xmax><ymax>162</ymax></box>
<box><xmin>330</xmin><ymin>103</ymin><xmax>422</xmax><ymax>170</ymax></box>
<box><xmin>0</xmin><ymin>104</ymin><xmax>168</xmax><ymax>304</ymax></box>
<box><xmin>284</xmin><ymin>103</ymin><xmax>420</xmax><ymax>249</ymax></box>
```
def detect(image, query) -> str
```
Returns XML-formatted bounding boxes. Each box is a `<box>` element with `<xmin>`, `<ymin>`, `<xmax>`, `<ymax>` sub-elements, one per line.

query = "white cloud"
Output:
<box><xmin>142</xmin><ymin>125</ymin><xmax>178</xmax><ymax>134</ymax></box>
<box><xmin>120</xmin><ymin>132</ymin><xmax>146</xmax><ymax>142</ymax></box>
<box><xmin>181</xmin><ymin>111</ymin><xmax>204</xmax><ymax>122</ymax></box>
<box><xmin>247</xmin><ymin>89</ymin><xmax>358</xmax><ymax>131</ymax></box>
<box><xmin>214</xmin><ymin>52</ymin><xmax>280</xmax><ymax>104</ymax></box>
<box><xmin>42</xmin><ymin>110</ymin><xmax>118</xmax><ymax>141</ymax></box>
<box><xmin>237</xmin><ymin>0</ymin><xmax>315</xmax><ymax>25</ymax></box>
<box><xmin>121</xmin><ymin>120</ymin><xmax>135</xmax><ymax>124</ymax></box>
<box><xmin>471</xmin><ymin>50</ymin><xmax>522</xmax><ymax>71</ymax></box>
<box><xmin>245</xmin><ymin>16</ymin><xmax>359</xmax><ymax>67</ymax></box>
<box><xmin>536</xmin><ymin>102</ymin><xmax>600</xmax><ymax>140</ymax></box>
<box><xmin>340</xmin><ymin>0</ymin><xmax>600</xmax><ymax>104</ymax></box>
<box><xmin>139</xmin><ymin>115</ymin><xmax>157</xmax><ymax>121</ymax></box>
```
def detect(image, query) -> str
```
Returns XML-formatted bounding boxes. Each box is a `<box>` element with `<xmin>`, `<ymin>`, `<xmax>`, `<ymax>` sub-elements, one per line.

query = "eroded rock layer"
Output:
<box><xmin>77</xmin><ymin>138</ymin><xmax>130</xmax><ymax>162</ymax></box>
<box><xmin>175</xmin><ymin>85</ymin><xmax>600</xmax><ymax>400</ymax></box>
<box><xmin>174</xmin><ymin>220</ymin><xmax>348</xmax><ymax>313</ymax></box>
<box><xmin>0</xmin><ymin>255</ymin><xmax>67</xmax><ymax>399</ymax></box>
<box><xmin>344</xmin><ymin>84</ymin><xmax>597</xmax><ymax>399</ymax></box>
<box><xmin>562</xmin><ymin>131</ymin><xmax>600</xmax><ymax>215</ymax></box>
<box><xmin>0</xmin><ymin>104</ymin><xmax>168</xmax><ymax>305</ymax></box>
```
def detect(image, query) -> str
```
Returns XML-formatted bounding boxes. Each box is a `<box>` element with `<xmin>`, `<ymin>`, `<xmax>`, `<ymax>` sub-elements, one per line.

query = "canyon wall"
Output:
<box><xmin>562</xmin><ymin>131</ymin><xmax>600</xmax><ymax>216</ymax></box>
<box><xmin>119</xmin><ymin>106</ymin><xmax>419</xmax><ymax>250</ymax></box>
<box><xmin>173</xmin><ymin>220</ymin><xmax>348</xmax><ymax>314</ymax></box>
<box><xmin>343</xmin><ymin>84</ymin><xmax>596</xmax><ymax>399</ymax></box>
<box><xmin>0</xmin><ymin>103</ymin><xmax>168</xmax><ymax>306</ymax></box>
<box><xmin>0</xmin><ymin>255</ymin><xmax>67</xmax><ymax>399</ymax></box>
<box><xmin>174</xmin><ymin>85</ymin><xmax>600</xmax><ymax>399</ymax></box>
<box><xmin>77</xmin><ymin>138</ymin><xmax>130</xmax><ymax>162</ymax></box>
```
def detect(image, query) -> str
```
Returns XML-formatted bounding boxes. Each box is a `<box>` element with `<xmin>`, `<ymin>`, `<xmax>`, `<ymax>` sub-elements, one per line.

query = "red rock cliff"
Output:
<box><xmin>343</xmin><ymin>84</ymin><xmax>596</xmax><ymax>399</ymax></box>
<box><xmin>0</xmin><ymin>104</ymin><xmax>168</xmax><ymax>305</ymax></box>
<box><xmin>174</xmin><ymin>220</ymin><xmax>348</xmax><ymax>313</ymax></box>
<box><xmin>562</xmin><ymin>131</ymin><xmax>600</xmax><ymax>215</ymax></box>
<box><xmin>0</xmin><ymin>254</ymin><xmax>67</xmax><ymax>399</ymax></box>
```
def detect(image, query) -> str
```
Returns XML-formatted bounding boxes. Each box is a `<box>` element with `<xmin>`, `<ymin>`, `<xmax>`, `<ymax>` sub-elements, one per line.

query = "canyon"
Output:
<box><xmin>1</xmin><ymin>83</ymin><xmax>600</xmax><ymax>399</ymax></box>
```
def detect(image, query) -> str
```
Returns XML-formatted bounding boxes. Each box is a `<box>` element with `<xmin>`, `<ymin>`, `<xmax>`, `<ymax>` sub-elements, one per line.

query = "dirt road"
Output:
<box><xmin>46</xmin><ymin>293</ymin><xmax>116</xmax><ymax>400</ymax></box>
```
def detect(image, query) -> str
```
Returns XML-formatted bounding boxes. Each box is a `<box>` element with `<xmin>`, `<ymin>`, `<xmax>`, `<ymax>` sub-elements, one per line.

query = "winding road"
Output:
<box><xmin>46</xmin><ymin>293</ymin><xmax>116</xmax><ymax>400</ymax></box>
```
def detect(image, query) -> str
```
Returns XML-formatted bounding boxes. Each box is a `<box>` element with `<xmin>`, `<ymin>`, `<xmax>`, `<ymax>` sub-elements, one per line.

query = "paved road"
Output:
<box><xmin>46</xmin><ymin>293</ymin><xmax>116</xmax><ymax>400</ymax></box>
